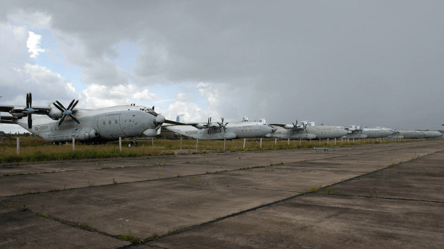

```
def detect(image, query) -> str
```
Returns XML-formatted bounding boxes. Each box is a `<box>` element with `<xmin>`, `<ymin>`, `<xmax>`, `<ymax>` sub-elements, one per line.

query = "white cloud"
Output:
<box><xmin>197</xmin><ymin>82</ymin><xmax>220</xmax><ymax>107</ymax></box>
<box><xmin>23</xmin><ymin>64</ymin><xmax>77</xmax><ymax>97</ymax></box>
<box><xmin>157</xmin><ymin>93</ymin><xmax>219</xmax><ymax>123</ymax></box>
<box><xmin>80</xmin><ymin>84</ymin><xmax>156</xmax><ymax>108</ymax></box>
<box><xmin>27</xmin><ymin>31</ymin><xmax>44</xmax><ymax>57</ymax></box>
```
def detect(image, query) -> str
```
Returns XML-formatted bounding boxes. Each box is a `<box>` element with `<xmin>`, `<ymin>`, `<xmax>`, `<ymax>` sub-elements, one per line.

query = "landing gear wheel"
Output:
<box><xmin>128</xmin><ymin>142</ymin><xmax>133</xmax><ymax>148</ymax></box>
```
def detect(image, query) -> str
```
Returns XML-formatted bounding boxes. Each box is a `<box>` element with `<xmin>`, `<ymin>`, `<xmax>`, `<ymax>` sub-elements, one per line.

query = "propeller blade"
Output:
<box><xmin>67</xmin><ymin>99</ymin><xmax>76</xmax><ymax>110</ymax></box>
<box><xmin>53</xmin><ymin>102</ymin><xmax>65</xmax><ymax>113</ymax></box>
<box><xmin>55</xmin><ymin>101</ymin><xmax>67</xmax><ymax>111</ymax></box>
<box><xmin>57</xmin><ymin>115</ymin><xmax>67</xmax><ymax>127</ymax></box>
<box><xmin>152</xmin><ymin>106</ymin><xmax>155</xmax><ymax>111</ymax></box>
<box><xmin>28</xmin><ymin>115</ymin><xmax>32</xmax><ymax>129</ymax></box>
<box><xmin>70</xmin><ymin>114</ymin><xmax>80</xmax><ymax>124</ymax></box>
<box><xmin>29</xmin><ymin>93</ymin><xmax>32</xmax><ymax>107</ymax></box>
<box><xmin>70</xmin><ymin>100</ymin><xmax>79</xmax><ymax>110</ymax></box>
<box><xmin>26</xmin><ymin>93</ymin><xmax>30</xmax><ymax>108</ymax></box>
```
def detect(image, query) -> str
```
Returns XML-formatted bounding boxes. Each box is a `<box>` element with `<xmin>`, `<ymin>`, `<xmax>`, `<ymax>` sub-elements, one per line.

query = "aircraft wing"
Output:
<box><xmin>270</xmin><ymin>123</ymin><xmax>304</xmax><ymax>131</ymax></box>
<box><xmin>0</xmin><ymin>105</ymin><xmax>51</xmax><ymax>115</ymax></box>
<box><xmin>164</xmin><ymin>119</ymin><xmax>199</xmax><ymax>126</ymax></box>
<box><xmin>269</xmin><ymin>123</ymin><xmax>286</xmax><ymax>127</ymax></box>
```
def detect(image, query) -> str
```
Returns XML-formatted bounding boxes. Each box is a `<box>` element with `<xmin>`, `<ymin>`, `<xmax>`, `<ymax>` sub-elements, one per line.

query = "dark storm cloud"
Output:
<box><xmin>3</xmin><ymin>0</ymin><xmax>444</xmax><ymax>129</ymax></box>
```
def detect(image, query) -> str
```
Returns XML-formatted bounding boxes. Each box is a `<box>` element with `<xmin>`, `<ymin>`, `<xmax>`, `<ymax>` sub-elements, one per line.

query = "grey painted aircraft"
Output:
<box><xmin>361</xmin><ymin>127</ymin><xmax>394</xmax><ymax>138</ymax></box>
<box><xmin>267</xmin><ymin>121</ymin><xmax>348</xmax><ymax>140</ymax></box>
<box><xmin>343</xmin><ymin>125</ymin><xmax>368</xmax><ymax>139</ymax></box>
<box><xmin>388</xmin><ymin>130</ymin><xmax>424</xmax><ymax>139</ymax></box>
<box><xmin>0</xmin><ymin>93</ymin><xmax>178</xmax><ymax>146</ymax></box>
<box><xmin>165</xmin><ymin>117</ymin><xmax>274</xmax><ymax>140</ymax></box>
<box><xmin>422</xmin><ymin>131</ymin><xmax>442</xmax><ymax>139</ymax></box>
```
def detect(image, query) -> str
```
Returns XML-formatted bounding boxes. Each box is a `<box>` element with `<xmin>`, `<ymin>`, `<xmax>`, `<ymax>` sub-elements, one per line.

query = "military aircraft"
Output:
<box><xmin>422</xmin><ymin>131</ymin><xmax>442</xmax><ymax>139</ymax></box>
<box><xmin>265</xmin><ymin>120</ymin><xmax>316</xmax><ymax>140</ymax></box>
<box><xmin>343</xmin><ymin>125</ymin><xmax>368</xmax><ymax>139</ymax></box>
<box><xmin>0</xmin><ymin>93</ymin><xmax>179</xmax><ymax>146</ymax></box>
<box><xmin>359</xmin><ymin>127</ymin><xmax>394</xmax><ymax>138</ymax></box>
<box><xmin>165</xmin><ymin>117</ymin><xmax>274</xmax><ymax>140</ymax></box>
<box><xmin>267</xmin><ymin>120</ymin><xmax>348</xmax><ymax>140</ymax></box>
<box><xmin>387</xmin><ymin>130</ymin><xmax>424</xmax><ymax>139</ymax></box>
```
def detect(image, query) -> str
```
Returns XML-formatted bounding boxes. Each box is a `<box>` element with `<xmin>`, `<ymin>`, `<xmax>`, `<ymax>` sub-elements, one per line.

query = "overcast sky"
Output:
<box><xmin>1</xmin><ymin>0</ymin><xmax>443</xmax><ymax>133</ymax></box>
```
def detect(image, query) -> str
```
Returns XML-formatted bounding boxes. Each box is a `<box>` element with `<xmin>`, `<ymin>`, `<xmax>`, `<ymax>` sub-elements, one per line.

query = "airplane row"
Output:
<box><xmin>165</xmin><ymin>118</ymin><xmax>443</xmax><ymax>141</ymax></box>
<box><xmin>0</xmin><ymin>93</ymin><xmax>442</xmax><ymax>147</ymax></box>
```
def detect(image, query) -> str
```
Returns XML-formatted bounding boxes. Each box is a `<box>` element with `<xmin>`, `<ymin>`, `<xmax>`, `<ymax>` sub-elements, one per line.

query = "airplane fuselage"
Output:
<box><xmin>396</xmin><ymin>130</ymin><xmax>425</xmax><ymax>139</ymax></box>
<box><xmin>267</xmin><ymin>125</ymin><xmax>347</xmax><ymax>140</ymax></box>
<box><xmin>423</xmin><ymin>131</ymin><xmax>442</xmax><ymax>139</ymax></box>
<box><xmin>362</xmin><ymin>128</ymin><xmax>393</xmax><ymax>138</ymax></box>
<box><xmin>166</xmin><ymin>122</ymin><xmax>273</xmax><ymax>140</ymax></box>
<box><xmin>265</xmin><ymin>126</ymin><xmax>316</xmax><ymax>140</ymax></box>
<box><xmin>14</xmin><ymin>105</ymin><xmax>163</xmax><ymax>142</ymax></box>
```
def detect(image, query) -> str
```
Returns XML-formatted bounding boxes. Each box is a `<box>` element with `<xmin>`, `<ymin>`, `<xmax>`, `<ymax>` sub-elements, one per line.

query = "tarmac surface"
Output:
<box><xmin>1</xmin><ymin>140</ymin><xmax>443</xmax><ymax>248</ymax></box>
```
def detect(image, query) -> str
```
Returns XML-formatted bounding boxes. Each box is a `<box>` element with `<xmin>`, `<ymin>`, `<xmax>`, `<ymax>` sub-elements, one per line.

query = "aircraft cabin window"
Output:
<box><xmin>115</xmin><ymin>120</ymin><xmax>118</xmax><ymax>124</ymax></box>
<box><xmin>109</xmin><ymin>120</ymin><xmax>112</xmax><ymax>125</ymax></box>
<box><xmin>103</xmin><ymin>121</ymin><xmax>105</xmax><ymax>125</ymax></box>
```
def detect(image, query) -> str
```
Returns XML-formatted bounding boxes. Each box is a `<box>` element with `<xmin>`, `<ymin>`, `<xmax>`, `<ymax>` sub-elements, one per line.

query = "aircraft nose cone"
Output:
<box><xmin>156</xmin><ymin>114</ymin><xmax>165</xmax><ymax>124</ymax></box>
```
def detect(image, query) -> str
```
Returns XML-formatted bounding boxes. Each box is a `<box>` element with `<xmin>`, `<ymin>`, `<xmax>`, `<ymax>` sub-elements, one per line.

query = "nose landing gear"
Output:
<box><xmin>128</xmin><ymin>141</ymin><xmax>138</xmax><ymax>148</ymax></box>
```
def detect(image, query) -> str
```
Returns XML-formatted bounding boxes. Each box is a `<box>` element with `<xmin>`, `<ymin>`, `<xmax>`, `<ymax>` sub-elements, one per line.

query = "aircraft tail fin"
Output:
<box><xmin>176</xmin><ymin>114</ymin><xmax>185</xmax><ymax>123</ymax></box>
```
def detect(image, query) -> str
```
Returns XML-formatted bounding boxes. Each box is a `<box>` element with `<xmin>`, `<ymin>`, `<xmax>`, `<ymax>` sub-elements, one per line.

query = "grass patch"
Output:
<box><xmin>0</xmin><ymin>137</ymin><xmax>421</xmax><ymax>163</ymax></box>
<box><xmin>119</xmin><ymin>235</ymin><xmax>140</xmax><ymax>244</ymax></box>
<box><xmin>388</xmin><ymin>163</ymin><xmax>396</xmax><ymax>167</ymax></box>
<box><xmin>307</xmin><ymin>185</ymin><xmax>322</xmax><ymax>193</ymax></box>
<box><xmin>75</xmin><ymin>223</ymin><xmax>94</xmax><ymax>231</ymax></box>
<box><xmin>167</xmin><ymin>227</ymin><xmax>179</xmax><ymax>235</ymax></box>
<box><xmin>190</xmin><ymin>178</ymin><xmax>198</xmax><ymax>183</ymax></box>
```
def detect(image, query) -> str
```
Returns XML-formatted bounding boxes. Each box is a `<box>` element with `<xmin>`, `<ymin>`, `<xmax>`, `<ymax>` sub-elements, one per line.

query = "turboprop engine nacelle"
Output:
<box><xmin>284</xmin><ymin>124</ymin><xmax>295</xmax><ymax>129</ymax></box>
<box><xmin>194</xmin><ymin>124</ymin><xmax>207</xmax><ymax>129</ymax></box>
<box><xmin>143</xmin><ymin>129</ymin><xmax>158</xmax><ymax>137</ymax></box>
<box><xmin>77</xmin><ymin>128</ymin><xmax>99</xmax><ymax>140</ymax></box>
<box><xmin>47</xmin><ymin>106</ymin><xmax>63</xmax><ymax>120</ymax></box>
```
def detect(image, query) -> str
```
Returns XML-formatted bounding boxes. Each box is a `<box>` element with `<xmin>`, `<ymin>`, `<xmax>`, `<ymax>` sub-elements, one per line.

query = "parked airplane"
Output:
<box><xmin>165</xmin><ymin>117</ymin><xmax>274</xmax><ymax>140</ymax></box>
<box><xmin>423</xmin><ymin>131</ymin><xmax>442</xmax><ymax>139</ymax></box>
<box><xmin>361</xmin><ymin>127</ymin><xmax>394</xmax><ymax>138</ymax></box>
<box><xmin>266</xmin><ymin>120</ymin><xmax>315</xmax><ymax>140</ymax></box>
<box><xmin>267</xmin><ymin>121</ymin><xmax>348</xmax><ymax>140</ymax></box>
<box><xmin>393</xmin><ymin>130</ymin><xmax>425</xmax><ymax>139</ymax></box>
<box><xmin>343</xmin><ymin>125</ymin><xmax>368</xmax><ymax>139</ymax></box>
<box><xmin>0</xmin><ymin>93</ymin><xmax>179</xmax><ymax>146</ymax></box>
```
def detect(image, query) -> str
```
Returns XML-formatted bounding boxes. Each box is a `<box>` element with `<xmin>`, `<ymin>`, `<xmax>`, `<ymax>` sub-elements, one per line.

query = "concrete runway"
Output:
<box><xmin>1</xmin><ymin>140</ymin><xmax>443</xmax><ymax>248</ymax></box>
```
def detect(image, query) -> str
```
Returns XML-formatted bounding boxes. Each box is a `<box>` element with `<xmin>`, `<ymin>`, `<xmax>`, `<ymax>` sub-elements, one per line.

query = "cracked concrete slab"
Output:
<box><xmin>0</xmin><ymin>205</ymin><xmax>129</xmax><ymax>249</ymax></box>
<box><xmin>0</xmin><ymin>140</ymin><xmax>443</xmax><ymax>248</ymax></box>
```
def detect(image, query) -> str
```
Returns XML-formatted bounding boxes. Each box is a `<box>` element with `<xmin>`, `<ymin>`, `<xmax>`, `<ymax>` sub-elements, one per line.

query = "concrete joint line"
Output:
<box><xmin>325</xmin><ymin>193</ymin><xmax>444</xmax><ymax>204</ymax></box>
